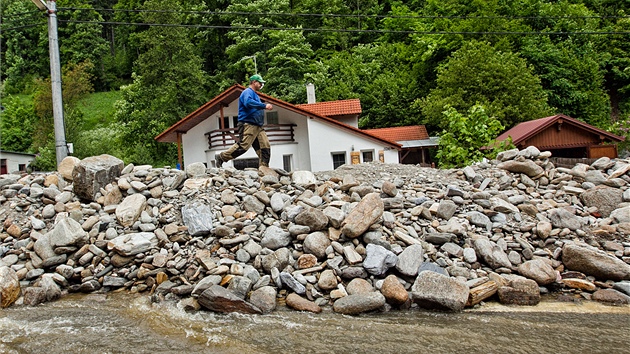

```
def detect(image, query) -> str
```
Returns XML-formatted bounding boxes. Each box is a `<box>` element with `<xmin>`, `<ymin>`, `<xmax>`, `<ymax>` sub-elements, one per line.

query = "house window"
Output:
<box><xmin>232</xmin><ymin>116</ymin><xmax>238</xmax><ymax>128</ymax></box>
<box><xmin>217</xmin><ymin>116</ymin><xmax>230</xmax><ymax>130</ymax></box>
<box><xmin>362</xmin><ymin>150</ymin><xmax>374</xmax><ymax>163</ymax></box>
<box><xmin>18</xmin><ymin>164</ymin><xmax>26</xmax><ymax>172</ymax></box>
<box><xmin>0</xmin><ymin>159</ymin><xmax>6</xmax><ymax>175</ymax></box>
<box><xmin>283</xmin><ymin>155</ymin><xmax>292</xmax><ymax>172</ymax></box>
<box><xmin>266</xmin><ymin>111</ymin><xmax>278</xmax><ymax>125</ymax></box>
<box><xmin>233</xmin><ymin>158</ymin><xmax>259</xmax><ymax>170</ymax></box>
<box><xmin>332</xmin><ymin>152</ymin><xmax>346</xmax><ymax>169</ymax></box>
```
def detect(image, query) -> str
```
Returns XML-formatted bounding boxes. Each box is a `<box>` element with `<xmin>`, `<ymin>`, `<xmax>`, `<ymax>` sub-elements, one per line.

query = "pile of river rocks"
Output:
<box><xmin>1</xmin><ymin>147</ymin><xmax>629</xmax><ymax>314</ymax></box>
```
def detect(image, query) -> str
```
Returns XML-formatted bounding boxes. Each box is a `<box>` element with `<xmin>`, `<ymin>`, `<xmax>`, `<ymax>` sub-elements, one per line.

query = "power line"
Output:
<box><xmin>54</xmin><ymin>7</ymin><xmax>630</xmax><ymax>20</ymax></box>
<box><xmin>53</xmin><ymin>19</ymin><xmax>630</xmax><ymax>35</ymax></box>
<box><xmin>2</xmin><ymin>18</ymin><xmax>629</xmax><ymax>35</ymax></box>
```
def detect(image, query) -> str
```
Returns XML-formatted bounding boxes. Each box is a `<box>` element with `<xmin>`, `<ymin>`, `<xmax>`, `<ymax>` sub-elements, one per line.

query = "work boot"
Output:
<box><xmin>215</xmin><ymin>153</ymin><xmax>224</xmax><ymax>168</ymax></box>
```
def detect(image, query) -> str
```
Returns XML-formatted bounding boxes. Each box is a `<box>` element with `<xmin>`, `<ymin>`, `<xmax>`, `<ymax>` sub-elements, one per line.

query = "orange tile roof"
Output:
<box><xmin>296</xmin><ymin>99</ymin><xmax>361</xmax><ymax>117</ymax></box>
<box><xmin>364</xmin><ymin>125</ymin><xmax>430</xmax><ymax>142</ymax></box>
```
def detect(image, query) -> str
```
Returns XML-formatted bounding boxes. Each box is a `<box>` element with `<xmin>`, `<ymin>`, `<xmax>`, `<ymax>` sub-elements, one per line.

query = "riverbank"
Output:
<box><xmin>1</xmin><ymin>147</ymin><xmax>629</xmax><ymax>315</ymax></box>
<box><xmin>1</xmin><ymin>292</ymin><xmax>628</xmax><ymax>354</ymax></box>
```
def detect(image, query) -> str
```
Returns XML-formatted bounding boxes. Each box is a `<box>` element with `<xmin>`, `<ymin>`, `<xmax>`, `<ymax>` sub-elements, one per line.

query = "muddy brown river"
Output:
<box><xmin>1</xmin><ymin>293</ymin><xmax>629</xmax><ymax>354</ymax></box>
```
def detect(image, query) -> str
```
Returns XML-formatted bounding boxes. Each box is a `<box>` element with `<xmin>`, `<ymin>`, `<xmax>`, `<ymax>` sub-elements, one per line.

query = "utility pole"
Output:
<box><xmin>31</xmin><ymin>0</ymin><xmax>68</xmax><ymax>166</ymax></box>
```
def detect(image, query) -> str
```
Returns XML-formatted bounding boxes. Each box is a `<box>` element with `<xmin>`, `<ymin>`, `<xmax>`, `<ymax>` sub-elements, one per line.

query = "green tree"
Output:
<box><xmin>0</xmin><ymin>96</ymin><xmax>35</xmax><ymax>152</ymax></box>
<box><xmin>114</xmin><ymin>0</ymin><xmax>207</xmax><ymax>166</ymax></box>
<box><xmin>1</xmin><ymin>0</ymin><xmax>49</xmax><ymax>93</ymax></box>
<box><xmin>436</xmin><ymin>105</ymin><xmax>513</xmax><ymax>168</ymax></box>
<box><xmin>421</xmin><ymin>41</ymin><xmax>551</xmax><ymax>131</ymax></box>
<box><xmin>521</xmin><ymin>37</ymin><xmax>610</xmax><ymax>128</ymax></box>
<box><xmin>308</xmin><ymin>43</ymin><xmax>418</xmax><ymax>128</ymax></box>
<box><xmin>265</xmin><ymin>29</ymin><xmax>315</xmax><ymax>103</ymax></box>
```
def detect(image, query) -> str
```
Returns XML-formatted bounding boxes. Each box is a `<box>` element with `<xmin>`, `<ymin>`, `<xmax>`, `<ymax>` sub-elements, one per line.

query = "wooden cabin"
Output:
<box><xmin>496</xmin><ymin>114</ymin><xmax>624</xmax><ymax>162</ymax></box>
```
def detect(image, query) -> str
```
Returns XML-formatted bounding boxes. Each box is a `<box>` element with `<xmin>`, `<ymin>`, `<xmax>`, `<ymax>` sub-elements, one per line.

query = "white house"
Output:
<box><xmin>0</xmin><ymin>150</ymin><xmax>36</xmax><ymax>174</ymax></box>
<box><xmin>155</xmin><ymin>84</ymin><xmax>400</xmax><ymax>172</ymax></box>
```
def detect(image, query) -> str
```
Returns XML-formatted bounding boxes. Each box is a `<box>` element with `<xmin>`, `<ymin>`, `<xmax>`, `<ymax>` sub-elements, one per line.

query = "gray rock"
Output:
<box><xmin>363</xmin><ymin>244</ymin><xmax>398</xmax><ymax>276</ymax></box>
<box><xmin>613</xmin><ymin>281</ymin><xmax>630</xmax><ymax>296</ymax></box>
<box><xmin>279</xmin><ymin>272</ymin><xmax>306</xmax><ymax>294</ymax></box>
<box><xmin>292</xmin><ymin>171</ymin><xmax>316</xmax><ymax>185</ymax></box>
<box><xmin>518</xmin><ymin>259</ymin><xmax>557</xmax><ymax>285</ymax></box>
<box><xmin>395</xmin><ymin>244</ymin><xmax>424</xmax><ymax>277</ymax></box>
<box><xmin>497</xmin><ymin>159</ymin><xmax>544</xmax><ymax>177</ymax></box>
<box><xmin>303</xmin><ymin>231</ymin><xmax>330</xmax><ymax>259</ymax></box>
<box><xmin>186</xmin><ymin>162</ymin><xmax>207</xmax><ymax>178</ymax></box>
<box><xmin>411</xmin><ymin>271</ymin><xmax>469</xmax><ymax>311</ymax></box>
<box><xmin>467</xmin><ymin>211</ymin><xmax>491</xmax><ymax>229</ymax></box>
<box><xmin>261</xmin><ymin>225</ymin><xmax>292</xmax><ymax>250</ymax></box>
<box><xmin>424</xmin><ymin>233</ymin><xmax>455</xmax><ymax>245</ymax></box>
<box><xmin>294</xmin><ymin>207</ymin><xmax>328</xmax><ymax>231</ymax></box>
<box><xmin>611</xmin><ymin>206</ymin><xmax>630</xmax><ymax>223</ymax></box>
<box><xmin>107</xmin><ymin>232</ymin><xmax>158</xmax><ymax>256</ymax></box>
<box><xmin>72</xmin><ymin>154</ymin><xmax>124</xmax><ymax>201</ymax></box>
<box><xmin>418</xmin><ymin>262</ymin><xmax>449</xmax><ymax>276</ymax></box>
<box><xmin>323</xmin><ymin>206</ymin><xmax>345</xmax><ymax>228</ymax></box>
<box><xmin>242</xmin><ymin>195</ymin><xmax>265</xmax><ymax>215</ymax></box>
<box><xmin>548</xmin><ymin>208</ymin><xmax>583</xmax><ymax>231</ymax></box>
<box><xmin>473</xmin><ymin>237</ymin><xmax>512</xmax><ymax>269</ymax></box>
<box><xmin>191</xmin><ymin>275</ymin><xmax>223</xmax><ymax>297</ymax></box>
<box><xmin>497</xmin><ymin>278</ymin><xmax>540</xmax><ymax>305</ymax></box>
<box><xmin>341</xmin><ymin>193</ymin><xmax>384</xmax><ymax>238</ymax></box>
<box><xmin>332</xmin><ymin>291</ymin><xmax>386</xmax><ymax>315</ymax></box>
<box><xmin>181</xmin><ymin>202</ymin><xmax>214</xmax><ymax>236</ymax></box>
<box><xmin>436</xmin><ymin>200</ymin><xmax>458</xmax><ymax>220</ymax></box>
<box><xmin>562</xmin><ymin>243</ymin><xmax>630</xmax><ymax>281</ymax></box>
<box><xmin>581</xmin><ymin>185</ymin><xmax>624</xmax><ymax>217</ymax></box>
<box><xmin>227</xmin><ymin>276</ymin><xmax>253</xmax><ymax>299</ymax></box>
<box><xmin>198</xmin><ymin>285</ymin><xmax>262</xmax><ymax>314</ymax></box>
<box><xmin>116</xmin><ymin>194</ymin><xmax>147</xmax><ymax>228</ymax></box>
<box><xmin>248</xmin><ymin>286</ymin><xmax>277</xmax><ymax>313</ymax></box>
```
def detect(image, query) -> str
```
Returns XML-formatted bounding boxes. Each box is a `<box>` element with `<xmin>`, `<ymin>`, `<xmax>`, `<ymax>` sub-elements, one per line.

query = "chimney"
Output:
<box><xmin>306</xmin><ymin>83</ymin><xmax>316</xmax><ymax>104</ymax></box>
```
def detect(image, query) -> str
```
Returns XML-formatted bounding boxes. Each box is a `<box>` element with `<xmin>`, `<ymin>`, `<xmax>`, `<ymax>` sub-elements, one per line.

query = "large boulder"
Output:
<box><xmin>72</xmin><ymin>154</ymin><xmax>124</xmax><ymax>201</ymax></box>
<box><xmin>198</xmin><ymin>285</ymin><xmax>262</xmax><ymax>314</ymax></box>
<box><xmin>580</xmin><ymin>186</ymin><xmax>623</xmax><ymax>218</ymax></box>
<box><xmin>562</xmin><ymin>244</ymin><xmax>630</xmax><ymax>281</ymax></box>
<box><xmin>341</xmin><ymin>193</ymin><xmax>384</xmax><ymax>238</ymax></box>
<box><xmin>411</xmin><ymin>271</ymin><xmax>469</xmax><ymax>311</ymax></box>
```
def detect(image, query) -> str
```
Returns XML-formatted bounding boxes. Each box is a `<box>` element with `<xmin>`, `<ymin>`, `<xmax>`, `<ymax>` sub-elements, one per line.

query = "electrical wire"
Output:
<box><xmin>57</xmin><ymin>7</ymin><xmax>630</xmax><ymax>20</ymax></box>
<box><xmin>52</xmin><ymin>19</ymin><xmax>630</xmax><ymax>35</ymax></box>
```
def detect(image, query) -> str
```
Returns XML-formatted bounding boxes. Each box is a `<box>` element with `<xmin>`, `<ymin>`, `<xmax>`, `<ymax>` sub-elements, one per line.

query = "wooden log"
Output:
<box><xmin>466</xmin><ymin>280</ymin><xmax>498</xmax><ymax>307</ymax></box>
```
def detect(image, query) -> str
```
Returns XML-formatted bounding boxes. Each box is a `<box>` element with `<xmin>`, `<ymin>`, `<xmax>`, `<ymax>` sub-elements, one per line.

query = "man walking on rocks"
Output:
<box><xmin>215</xmin><ymin>74</ymin><xmax>273</xmax><ymax>169</ymax></box>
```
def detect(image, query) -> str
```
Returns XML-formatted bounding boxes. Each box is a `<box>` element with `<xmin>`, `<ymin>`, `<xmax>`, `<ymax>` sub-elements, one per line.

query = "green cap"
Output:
<box><xmin>249</xmin><ymin>74</ymin><xmax>266</xmax><ymax>83</ymax></box>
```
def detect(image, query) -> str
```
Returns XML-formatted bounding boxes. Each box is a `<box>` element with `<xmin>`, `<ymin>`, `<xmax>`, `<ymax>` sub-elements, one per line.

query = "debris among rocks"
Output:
<box><xmin>1</xmin><ymin>150</ymin><xmax>629</xmax><ymax>314</ymax></box>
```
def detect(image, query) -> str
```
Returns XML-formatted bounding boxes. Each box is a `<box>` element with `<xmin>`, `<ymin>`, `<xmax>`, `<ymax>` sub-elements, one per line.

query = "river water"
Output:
<box><xmin>1</xmin><ymin>293</ymin><xmax>629</xmax><ymax>354</ymax></box>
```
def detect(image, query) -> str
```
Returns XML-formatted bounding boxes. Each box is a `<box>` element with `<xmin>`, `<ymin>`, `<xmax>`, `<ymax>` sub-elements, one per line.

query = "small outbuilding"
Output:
<box><xmin>363</xmin><ymin>125</ymin><xmax>438</xmax><ymax>166</ymax></box>
<box><xmin>496</xmin><ymin>114</ymin><xmax>624</xmax><ymax>160</ymax></box>
<box><xmin>0</xmin><ymin>150</ymin><xmax>36</xmax><ymax>174</ymax></box>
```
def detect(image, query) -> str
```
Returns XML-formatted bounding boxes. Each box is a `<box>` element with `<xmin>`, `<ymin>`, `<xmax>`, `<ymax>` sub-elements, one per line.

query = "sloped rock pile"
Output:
<box><xmin>0</xmin><ymin>148</ymin><xmax>629</xmax><ymax>314</ymax></box>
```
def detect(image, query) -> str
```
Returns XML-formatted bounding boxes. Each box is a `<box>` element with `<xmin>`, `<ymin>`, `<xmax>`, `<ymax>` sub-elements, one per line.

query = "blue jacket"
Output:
<box><xmin>238</xmin><ymin>87</ymin><xmax>267</xmax><ymax>126</ymax></box>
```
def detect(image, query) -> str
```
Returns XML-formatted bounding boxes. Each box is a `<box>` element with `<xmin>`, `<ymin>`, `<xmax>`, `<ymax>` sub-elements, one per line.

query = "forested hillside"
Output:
<box><xmin>1</xmin><ymin>0</ymin><xmax>629</xmax><ymax>168</ymax></box>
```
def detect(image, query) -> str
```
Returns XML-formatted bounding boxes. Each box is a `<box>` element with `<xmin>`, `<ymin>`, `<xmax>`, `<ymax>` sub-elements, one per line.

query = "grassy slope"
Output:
<box><xmin>76</xmin><ymin>90</ymin><xmax>121</xmax><ymax>128</ymax></box>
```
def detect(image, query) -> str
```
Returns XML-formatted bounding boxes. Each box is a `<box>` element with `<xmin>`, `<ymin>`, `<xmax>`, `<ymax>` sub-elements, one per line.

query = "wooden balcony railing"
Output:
<box><xmin>205</xmin><ymin>124</ymin><xmax>297</xmax><ymax>149</ymax></box>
